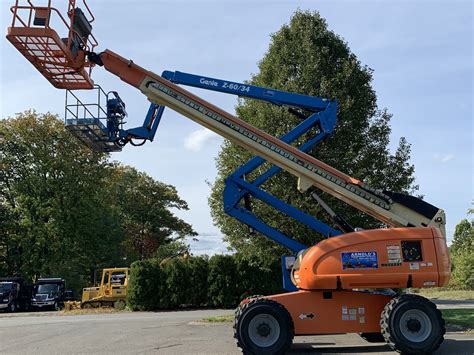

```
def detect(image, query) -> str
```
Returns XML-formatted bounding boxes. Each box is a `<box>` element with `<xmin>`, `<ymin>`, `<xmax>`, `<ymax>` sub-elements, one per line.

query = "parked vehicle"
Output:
<box><xmin>82</xmin><ymin>268</ymin><xmax>129</xmax><ymax>308</ymax></box>
<box><xmin>0</xmin><ymin>277</ymin><xmax>33</xmax><ymax>312</ymax></box>
<box><xmin>31</xmin><ymin>278</ymin><xmax>73</xmax><ymax>311</ymax></box>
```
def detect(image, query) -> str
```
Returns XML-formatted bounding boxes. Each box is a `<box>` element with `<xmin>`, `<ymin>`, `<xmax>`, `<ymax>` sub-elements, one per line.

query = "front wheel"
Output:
<box><xmin>234</xmin><ymin>298</ymin><xmax>294</xmax><ymax>355</ymax></box>
<box><xmin>7</xmin><ymin>302</ymin><xmax>17</xmax><ymax>313</ymax></box>
<box><xmin>381</xmin><ymin>294</ymin><xmax>445</xmax><ymax>354</ymax></box>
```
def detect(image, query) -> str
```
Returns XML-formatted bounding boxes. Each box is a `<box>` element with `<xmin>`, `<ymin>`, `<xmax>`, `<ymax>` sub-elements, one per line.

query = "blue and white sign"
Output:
<box><xmin>341</xmin><ymin>251</ymin><xmax>378</xmax><ymax>270</ymax></box>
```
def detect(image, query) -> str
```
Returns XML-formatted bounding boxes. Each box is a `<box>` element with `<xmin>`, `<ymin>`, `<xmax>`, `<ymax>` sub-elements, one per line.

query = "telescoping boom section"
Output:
<box><xmin>90</xmin><ymin>50</ymin><xmax>445</xmax><ymax>236</ymax></box>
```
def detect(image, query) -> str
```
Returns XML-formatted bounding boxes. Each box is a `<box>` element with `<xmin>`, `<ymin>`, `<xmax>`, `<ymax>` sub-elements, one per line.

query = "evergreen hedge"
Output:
<box><xmin>127</xmin><ymin>254</ymin><xmax>282</xmax><ymax>310</ymax></box>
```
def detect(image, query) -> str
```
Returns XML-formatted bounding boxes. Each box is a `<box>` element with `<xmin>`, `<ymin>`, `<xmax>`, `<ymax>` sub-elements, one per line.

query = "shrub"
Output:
<box><xmin>128</xmin><ymin>253</ymin><xmax>284</xmax><ymax>310</ymax></box>
<box><xmin>207</xmin><ymin>255</ymin><xmax>238</xmax><ymax>308</ymax></box>
<box><xmin>127</xmin><ymin>259</ymin><xmax>163</xmax><ymax>311</ymax></box>
<box><xmin>451</xmin><ymin>251</ymin><xmax>474</xmax><ymax>289</ymax></box>
<box><xmin>186</xmin><ymin>256</ymin><xmax>209</xmax><ymax>306</ymax></box>
<box><xmin>160</xmin><ymin>258</ymin><xmax>190</xmax><ymax>308</ymax></box>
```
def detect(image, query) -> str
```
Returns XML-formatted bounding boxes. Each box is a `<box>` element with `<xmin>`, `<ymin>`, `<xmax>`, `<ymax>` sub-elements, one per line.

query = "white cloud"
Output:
<box><xmin>183</xmin><ymin>128</ymin><xmax>219</xmax><ymax>152</ymax></box>
<box><xmin>186</xmin><ymin>232</ymin><xmax>232</xmax><ymax>256</ymax></box>
<box><xmin>433</xmin><ymin>153</ymin><xmax>455</xmax><ymax>163</ymax></box>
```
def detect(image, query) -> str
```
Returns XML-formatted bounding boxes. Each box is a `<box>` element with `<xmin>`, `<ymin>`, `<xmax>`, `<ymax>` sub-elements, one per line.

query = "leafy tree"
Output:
<box><xmin>450</xmin><ymin>209</ymin><xmax>474</xmax><ymax>289</ymax></box>
<box><xmin>154</xmin><ymin>240</ymin><xmax>190</xmax><ymax>262</ymax></box>
<box><xmin>450</xmin><ymin>218</ymin><xmax>473</xmax><ymax>255</ymax></box>
<box><xmin>0</xmin><ymin>111</ymin><xmax>196</xmax><ymax>294</ymax></box>
<box><xmin>0</xmin><ymin>111</ymin><xmax>123</xmax><ymax>289</ymax></box>
<box><xmin>108</xmin><ymin>166</ymin><xmax>197</xmax><ymax>260</ymax></box>
<box><xmin>209</xmin><ymin>10</ymin><xmax>418</xmax><ymax>263</ymax></box>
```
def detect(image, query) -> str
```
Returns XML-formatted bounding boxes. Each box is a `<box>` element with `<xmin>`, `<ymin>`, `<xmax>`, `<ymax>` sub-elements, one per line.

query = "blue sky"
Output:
<box><xmin>1</xmin><ymin>0</ymin><xmax>472</xmax><ymax>254</ymax></box>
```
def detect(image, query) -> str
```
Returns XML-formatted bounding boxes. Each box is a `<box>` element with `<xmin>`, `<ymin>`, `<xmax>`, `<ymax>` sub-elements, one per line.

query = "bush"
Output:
<box><xmin>127</xmin><ymin>253</ymin><xmax>283</xmax><ymax>310</ymax></box>
<box><xmin>451</xmin><ymin>251</ymin><xmax>474</xmax><ymax>289</ymax></box>
<box><xmin>235</xmin><ymin>255</ymin><xmax>282</xmax><ymax>299</ymax></box>
<box><xmin>207</xmin><ymin>255</ymin><xmax>238</xmax><ymax>308</ymax></box>
<box><xmin>160</xmin><ymin>258</ymin><xmax>190</xmax><ymax>308</ymax></box>
<box><xmin>127</xmin><ymin>259</ymin><xmax>163</xmax><ymax>311</ymax></box>
<box><xmin>186</xmin><ymin>256</ymin><xmax>209</xmax><ymax>306</ymax></box>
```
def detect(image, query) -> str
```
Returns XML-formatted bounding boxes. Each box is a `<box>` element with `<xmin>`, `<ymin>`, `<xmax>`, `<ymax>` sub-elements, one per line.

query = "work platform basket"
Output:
<box><xmin>6</xmin><ymin>0</ymin><xmax>98</xmax><ymax>89</ymax></box>
<box><xmin>65</xmin><ymin>86</ymin><xmax>125</xmax><ymax>153</ymax></box>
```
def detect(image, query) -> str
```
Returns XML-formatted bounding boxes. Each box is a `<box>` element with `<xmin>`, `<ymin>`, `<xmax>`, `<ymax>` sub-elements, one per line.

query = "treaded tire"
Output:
<box><xmin>360</xmin><ymin>332</ymin><xmax>385</xmax><ymax>343</ymax></box>
<box><xmin>234</xmin><ymin>298</ymin><xmax>294</xmax><ymax>355</ymax></box>
<box><xmin>380</xmin><ymin>294</ymin><xmax>445</xmax><ymax>354</ymax></box>
<box><xmin>7</xmin><ymin>302</ymin><xmax>17</xmax><ymax>313</ymax></box>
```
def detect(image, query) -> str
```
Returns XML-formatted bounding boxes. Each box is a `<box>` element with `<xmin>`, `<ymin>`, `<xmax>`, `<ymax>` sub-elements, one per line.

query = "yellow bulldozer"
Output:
<box><xmin>81</xmin><ymin>268</ymin><xmax>129</xmax><ymax>309</ymax></box>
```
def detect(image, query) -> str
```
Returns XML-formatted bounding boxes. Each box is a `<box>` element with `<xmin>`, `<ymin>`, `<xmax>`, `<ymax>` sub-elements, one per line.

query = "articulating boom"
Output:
<box><xmin>87</xmin><ymin>50</ymin><xmax>446</xmax><ymax>238</ymax></box>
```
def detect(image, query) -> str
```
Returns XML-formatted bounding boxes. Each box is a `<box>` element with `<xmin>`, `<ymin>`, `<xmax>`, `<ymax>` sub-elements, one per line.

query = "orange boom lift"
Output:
<box><xmin>6</xmin><ymin>2</ymin><xmax>450</xmax><ymax>354</ymax></box>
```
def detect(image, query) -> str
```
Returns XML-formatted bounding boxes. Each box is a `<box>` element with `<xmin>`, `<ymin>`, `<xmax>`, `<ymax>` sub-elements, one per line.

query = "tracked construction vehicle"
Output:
<box><xmin>6</xmin><ymin>1</ymin><xmax>450</xmax><ymax>353</ymax></box>
<box><xmin>81</xmin><ymin>268</ymin><xmax>129</xmax><ymax>309</ymax></box>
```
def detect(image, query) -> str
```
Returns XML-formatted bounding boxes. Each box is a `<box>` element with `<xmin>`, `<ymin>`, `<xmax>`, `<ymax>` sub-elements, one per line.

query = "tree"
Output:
<box><xmin>209</xmin><ymin>10</ymin><xmax>418</xmax><ymax>263</ymax></box>
<box><xmin>108</xmin><ymin>166</ymin><xmax>197</xmax><ymax>260</ymax></box>
<box><xmin>0</xmin><ymin>111</ymin><xmax>196</xmax><ymax>293</ymax></box>
<box><xmin>450</xmin><ymin>209</ymin><xmax>474</xmax><ymax>289</ymax></box>
<box><xmin>0</xmin><ymin>111</ymin><xmax>124</xmax><ymax>290</ymax></box>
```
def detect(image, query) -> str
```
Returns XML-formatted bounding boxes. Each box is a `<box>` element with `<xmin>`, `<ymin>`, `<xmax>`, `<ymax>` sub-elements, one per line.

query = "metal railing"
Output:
<box><xmin>9</xmin><ymin>0</ymin><xmax>98</xmax><ymax>72</ymax></box>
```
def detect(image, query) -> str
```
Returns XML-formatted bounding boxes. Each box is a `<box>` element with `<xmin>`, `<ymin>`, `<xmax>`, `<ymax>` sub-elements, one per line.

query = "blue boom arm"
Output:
<box><xmin>111</xmin><ymin>71</ymin><xmax>343</xmax><ymax>290</ymax></box>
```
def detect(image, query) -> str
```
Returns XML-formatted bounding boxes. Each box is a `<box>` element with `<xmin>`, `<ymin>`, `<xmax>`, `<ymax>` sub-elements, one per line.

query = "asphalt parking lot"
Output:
<box><xmin>0</xmin><ymin>309</ymin><xmax>472</xmax><ymax>354</ymax></box>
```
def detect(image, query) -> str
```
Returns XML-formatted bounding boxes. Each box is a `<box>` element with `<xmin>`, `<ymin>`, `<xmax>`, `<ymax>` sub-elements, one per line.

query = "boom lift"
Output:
<box><xmin>6</xmin><ymin>2</ymin><xmax>450</xmax><ymax>354</ymax></box>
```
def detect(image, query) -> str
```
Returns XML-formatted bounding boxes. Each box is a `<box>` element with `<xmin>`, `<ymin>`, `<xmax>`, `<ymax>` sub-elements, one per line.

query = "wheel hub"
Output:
<box><xmin>257</xmin><ymin>323</ymin><xmax>271</xmax><ymax>337</ymax></box>
<box><xmin>399</xmin><ymin>309</ymin><xmax>432</xmax><ymax>342</ymax></box>
<box><xmin>406</xmin><ymin>318</ymin><xmax>422</xmax><ymax>332</ymax></box>
<box><xmin>248</xmin><ymin>313</ymin><xmax>281</xmax><ymax>347</ymax></box>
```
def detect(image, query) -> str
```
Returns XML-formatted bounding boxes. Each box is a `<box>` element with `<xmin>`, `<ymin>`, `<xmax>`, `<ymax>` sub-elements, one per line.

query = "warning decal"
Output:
<box><xmin>341</xmin><ymin>251</ymin><xmax>378</xmax><ymax>270</ymax></box>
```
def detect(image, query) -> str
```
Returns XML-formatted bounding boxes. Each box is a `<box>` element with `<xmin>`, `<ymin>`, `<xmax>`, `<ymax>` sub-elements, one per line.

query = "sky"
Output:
<box><xmin>0</xmin><ymin>0</ymin><xmax>472</xmax><ymax>255</ymax></box>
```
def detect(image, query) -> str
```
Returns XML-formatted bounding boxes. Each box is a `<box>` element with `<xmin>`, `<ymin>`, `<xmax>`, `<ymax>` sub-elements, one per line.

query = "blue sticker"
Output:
<box><xmin>341</xmin><ymin>251</ymin><xmax>378</xmax><ymax>270</ymax></box>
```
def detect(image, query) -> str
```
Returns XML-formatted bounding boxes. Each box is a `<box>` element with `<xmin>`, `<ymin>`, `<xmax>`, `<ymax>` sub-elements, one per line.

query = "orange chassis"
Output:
<box><xmin>242</xmin><ymin>226</ymin><xmax>450</xmax><ymax>336</ymax></box>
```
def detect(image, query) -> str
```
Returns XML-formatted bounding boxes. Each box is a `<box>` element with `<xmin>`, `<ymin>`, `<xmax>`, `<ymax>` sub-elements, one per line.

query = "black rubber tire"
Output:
<box><xmin>360</xmin><ymin>332</ymin><xmax>385</xmax><ymax>343</ymax></box>
<box><xmin>7</xmin><ymin>302</ymin><xmax>17</xmax><ymax>313</ymax></box>
<box><xmin>234</xmin><ymin>298</ymin><xmax>294</xmax><ymax>355</ymax></box>
<box><xmin>380</xmin><ymin>294</ymin><xmax>445</xmax><ymax>354</ymax></box>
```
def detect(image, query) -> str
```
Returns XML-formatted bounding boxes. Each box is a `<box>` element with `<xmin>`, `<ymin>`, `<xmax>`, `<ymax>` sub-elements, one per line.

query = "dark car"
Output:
<box><xmin>31</xmin><ymin>278</ymin><xmax>72</xmax><ymax>311</ymax></box>
<box><xmin>0</xmin><ymin>277</ymin><xmax>33</xmax><ymax>312</ymax></box>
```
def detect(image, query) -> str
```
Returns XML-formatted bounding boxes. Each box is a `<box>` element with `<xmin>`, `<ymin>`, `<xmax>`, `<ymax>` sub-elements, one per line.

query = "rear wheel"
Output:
<box><xmin>381</xmin><ymin>294</ymin><xmax>445</xmax><ymax>354</ymax></box>
<box><xmin>234</xmin><ymin>298</ymin><xmax>294</xmax><ymax>355</ymax></box>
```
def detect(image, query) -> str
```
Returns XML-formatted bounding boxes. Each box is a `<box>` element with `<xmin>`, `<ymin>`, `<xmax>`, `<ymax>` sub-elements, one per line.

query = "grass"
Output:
<box><xmin>201</xmin><ymin>314</ymin><xmax>234</xmax><ymax>323</ymax></box>
<box><xmin>411</xmin><ymin>288</ymin><xmax>474</xmax><ymax>300</ymax></box>
<box><xmin>441</xmin><ymin>309</ymin><xmax>474</xmax><ymax>330</ymax></box>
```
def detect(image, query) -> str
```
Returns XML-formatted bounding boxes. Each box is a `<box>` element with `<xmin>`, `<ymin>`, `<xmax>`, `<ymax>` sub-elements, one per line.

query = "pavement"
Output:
<box><xmin>0</xmin><ymin>306</ymin><xmax>473</xmax><ymax>355</ymax></box>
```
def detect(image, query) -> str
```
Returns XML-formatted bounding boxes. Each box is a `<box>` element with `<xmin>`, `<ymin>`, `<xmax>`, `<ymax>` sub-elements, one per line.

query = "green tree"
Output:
<box><xmin>209</xmin><ymin>10</ymin><xmax>418</xmax><ymax>263</ymax></box>
<box><xmin>0</xmin><ymin>111</ymin><xmax>124</xmax><ymax>288</ymax></box>
<box><xmin>0</xmin><ymin>111</ymin><xmax>196</xmax><ymax>294</ymax></box>
<box><xmin>108</xmin><ymin>166</ymin><xmax>197</xmax><ymax>260</ymax></box>
<box><xmin>450</xmin><ymin>210</ymin><xmax>474</xmax><ymax>289</ymax></box>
